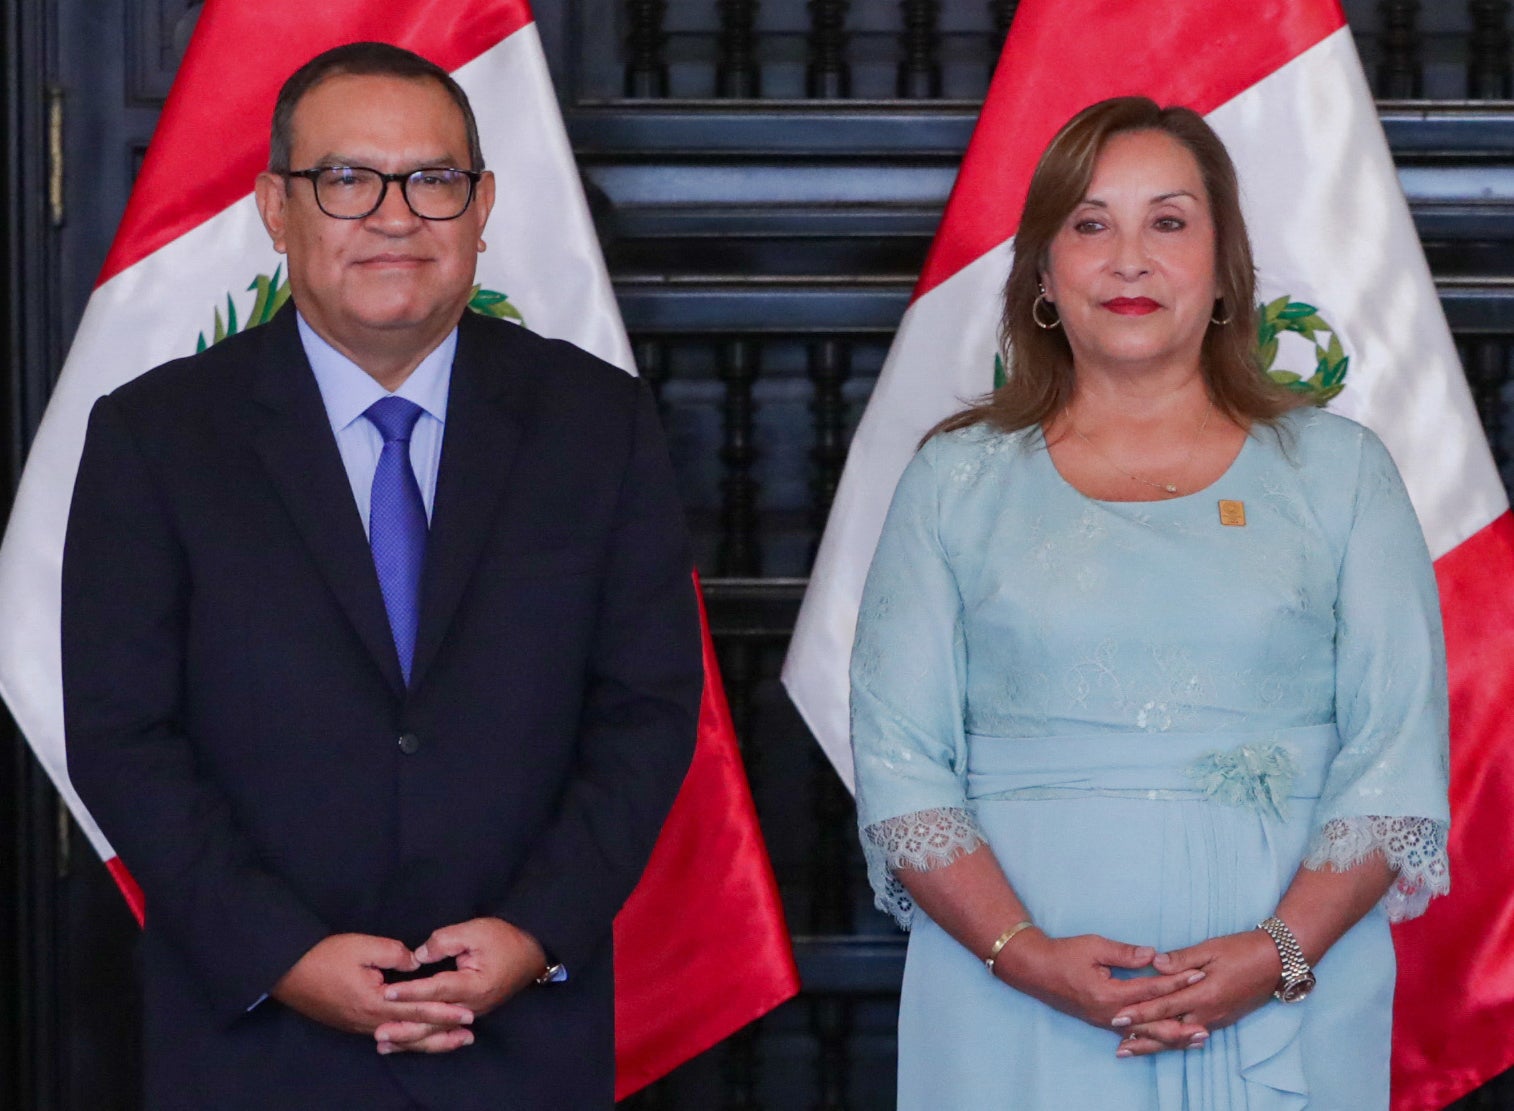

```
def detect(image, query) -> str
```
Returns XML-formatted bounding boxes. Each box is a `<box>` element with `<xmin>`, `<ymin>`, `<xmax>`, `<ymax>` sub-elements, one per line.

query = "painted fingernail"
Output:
<box><xmin>1187</xmin><ymin>972</ymin><xmax>1206</xmax><ymax>984</ymax></box>
<box><xmin>1190</xmin><ymin>1031</ymin><xmax>1209</xmax><ymax>1043</ymax></box>
<box><xmin>1110</xmin><ymin>1016</ymin><xmax>1132</xmax><ymax>1028</ymax></box>
<box><xmin>1116</xmin><ymin>1049</ymin><xmax>1133</xmax><ymax>1059</ymax></box>
<box><xmin>377</xmin><ymin>1044</ymin><xmax>393</xmax><ymax>1055</ymax></box>
<box><xmin>463</xmin><ymin>1034</ymin><xmax>475</xmax><ymax>1047</ymax></box>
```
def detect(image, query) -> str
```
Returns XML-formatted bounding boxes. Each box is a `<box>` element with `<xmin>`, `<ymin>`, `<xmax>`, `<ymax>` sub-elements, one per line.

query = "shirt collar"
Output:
<box><xmin>298</xmin><ymin>311</ymin><xmax>456</xmax><ymax>434</ymax></box>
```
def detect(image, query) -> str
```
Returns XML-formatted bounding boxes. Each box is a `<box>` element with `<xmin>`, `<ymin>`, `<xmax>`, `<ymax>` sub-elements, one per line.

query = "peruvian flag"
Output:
<box><xmin>782</xmin><ymin>1</ymin><xmax>1514</xmax><ymax>1107</ymax></box>
<box><xmin>0</xmin><ymin>0</ymin><xmax>797</xmax><ymax>1098</ymax></box>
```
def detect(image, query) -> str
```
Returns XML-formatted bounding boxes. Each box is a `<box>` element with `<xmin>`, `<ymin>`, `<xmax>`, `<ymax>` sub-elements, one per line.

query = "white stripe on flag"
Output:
<box><xmin>1209</xmin><ymin>29</ymin><xmax>1505</xmax><ymax>556</ymax></box>
<box><xmin>0</xmin><ymin>196</ymin><xmax>277</xmax><ymax>860</ymax></box>
<box><xmin>784</xmin><ymin>241</ymin><xmax>1013</xmax><ymax>787</ymax></box>
<box><xmin>464</xmin><ymin>26</ymin><xmax>634</xmax><ymax>373</ymax></box>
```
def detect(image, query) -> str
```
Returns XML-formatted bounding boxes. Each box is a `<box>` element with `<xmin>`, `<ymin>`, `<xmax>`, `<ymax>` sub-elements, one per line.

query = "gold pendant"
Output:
<box><xmin>1219</xmin><ymin>499</ymin><xmax>1246</xmax><ymax>527</ymax></box>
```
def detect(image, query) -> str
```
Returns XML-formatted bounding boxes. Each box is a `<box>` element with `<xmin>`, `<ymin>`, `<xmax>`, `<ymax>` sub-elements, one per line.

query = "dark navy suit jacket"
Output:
<box><xmin>62</xmin><ymin>306</ymin><xmax>702</xmax><ymax>1109</ymax></box>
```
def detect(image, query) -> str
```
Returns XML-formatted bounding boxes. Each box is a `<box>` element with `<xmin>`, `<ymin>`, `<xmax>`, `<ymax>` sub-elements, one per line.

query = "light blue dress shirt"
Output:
<box><xmin>298</xmin><ymin>313</ymin><xmax>453</xmax><ymax>529</ymax></box>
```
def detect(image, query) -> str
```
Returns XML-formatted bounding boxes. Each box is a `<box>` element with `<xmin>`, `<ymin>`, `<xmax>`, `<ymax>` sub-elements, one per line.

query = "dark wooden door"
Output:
<box><xmin>3</xmin><ymin>2</ymin><xmax>196</xmax><ymax>1106</ymax></box>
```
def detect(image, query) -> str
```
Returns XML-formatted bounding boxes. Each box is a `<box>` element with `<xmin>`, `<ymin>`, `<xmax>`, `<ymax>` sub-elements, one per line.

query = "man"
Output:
<box><xmin>61</xmin><ymin>42</ymin><xmax>701</xmax><ymax>1109</ymax></box>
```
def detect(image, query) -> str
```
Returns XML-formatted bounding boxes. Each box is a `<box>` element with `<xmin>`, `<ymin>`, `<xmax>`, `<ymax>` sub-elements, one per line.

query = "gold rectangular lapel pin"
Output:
<box><xmin>1219</xmin><ymin>499</ymin><xmax>1246</xmax><ymax>527</ymax></box>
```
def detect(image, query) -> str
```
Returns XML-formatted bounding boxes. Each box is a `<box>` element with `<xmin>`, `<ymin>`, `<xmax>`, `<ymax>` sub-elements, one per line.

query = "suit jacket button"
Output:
<box><xmin>397</xmin><ymin>732</ymin><xmax>421</xmax><ymax>755</ymax></box>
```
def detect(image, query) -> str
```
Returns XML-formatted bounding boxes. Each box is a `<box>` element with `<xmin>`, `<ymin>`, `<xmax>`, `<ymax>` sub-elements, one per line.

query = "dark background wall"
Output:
<box><xmin>5</xmin><ymin>2</ymin><xmax>1514</xmax><ymax>1108</ymax></box>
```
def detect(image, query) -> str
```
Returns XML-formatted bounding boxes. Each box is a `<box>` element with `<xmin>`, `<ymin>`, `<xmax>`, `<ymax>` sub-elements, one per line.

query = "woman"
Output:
<box><xmin>850</xmin><ymin>96</ymin><xmax>1449</xmax><ymax>1110</ymax></box>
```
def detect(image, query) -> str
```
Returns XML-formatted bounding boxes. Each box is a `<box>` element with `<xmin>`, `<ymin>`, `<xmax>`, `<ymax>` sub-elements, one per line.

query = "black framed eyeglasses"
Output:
<box><xmin>283</xmin><ymin>165</ymin><xmax>483</xmax><ymax>221</ymax></box>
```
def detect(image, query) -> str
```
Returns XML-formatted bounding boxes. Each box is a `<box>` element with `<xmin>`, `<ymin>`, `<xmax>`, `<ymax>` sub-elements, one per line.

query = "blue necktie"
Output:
<box><xmin>364</xmin><ymin>396</ymin><xmax>427</xmax><ymax>683</ymax></box>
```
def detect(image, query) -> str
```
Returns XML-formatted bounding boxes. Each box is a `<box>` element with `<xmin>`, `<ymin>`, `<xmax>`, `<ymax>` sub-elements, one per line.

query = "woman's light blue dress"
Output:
<box><xmin>850</xmin><ymin>409</ymin><xmax>1450</xmax><ymax>1111</ymax></box>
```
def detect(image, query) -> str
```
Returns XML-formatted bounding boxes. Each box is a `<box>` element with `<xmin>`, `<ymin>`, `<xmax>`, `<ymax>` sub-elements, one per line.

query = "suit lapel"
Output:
<box><xmin>408</xmin><ymin>314</ymin><xmax>528</xmax><ymax>690</ymax></box>
<box><xmin>249</xmin><ymin>310</ymin><xmax>407</xmax><ymax>694</ymax></box>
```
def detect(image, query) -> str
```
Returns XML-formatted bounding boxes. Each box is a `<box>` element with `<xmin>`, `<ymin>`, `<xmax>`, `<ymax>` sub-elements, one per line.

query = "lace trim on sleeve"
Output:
<box><xmin>861</xmin><ymin>807</ymin><xmax>985</xmax><ymax>930</ymax></box>
<box><xmin>1304</xmin><ymin>815</ymin><xmax>1449</xmax><ymax>922</ymax></box>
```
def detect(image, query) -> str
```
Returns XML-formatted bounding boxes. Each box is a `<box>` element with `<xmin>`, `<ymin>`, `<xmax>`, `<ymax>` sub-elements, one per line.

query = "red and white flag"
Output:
<box><xmin>0</xmin><ymin>0</ymin><xmax>797</xmax><ymax>1097</ymax></box>
<box><xmin>782</xmin><ymin>1</ymin><xmax>1514</xmax><ymax>1106</ymax></box>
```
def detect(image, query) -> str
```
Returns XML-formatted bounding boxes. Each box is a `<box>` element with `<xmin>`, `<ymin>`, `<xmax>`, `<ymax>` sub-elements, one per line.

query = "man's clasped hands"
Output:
<box><xmin>271</xmin><ymin>916</ymin><xmax>548</xmax><ymax>1055</ymax></box>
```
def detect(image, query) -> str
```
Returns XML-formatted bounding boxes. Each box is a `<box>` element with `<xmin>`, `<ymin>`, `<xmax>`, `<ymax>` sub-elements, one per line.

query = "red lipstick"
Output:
<box><xmin>1103</xmin><ymin>297</ymin><xmax>1160</xmax><ymax>315</ymax></box>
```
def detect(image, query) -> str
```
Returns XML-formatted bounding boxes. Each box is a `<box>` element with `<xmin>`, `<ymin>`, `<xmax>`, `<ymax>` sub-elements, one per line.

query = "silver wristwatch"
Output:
<box><xmin>1257</xmin><ymin>916</ymin><xmax>1316</xmax><ymax>1003</ymax></box>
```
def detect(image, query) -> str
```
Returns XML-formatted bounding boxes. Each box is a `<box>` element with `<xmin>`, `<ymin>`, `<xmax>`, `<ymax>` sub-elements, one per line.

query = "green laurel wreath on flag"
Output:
<box><xmin>467</xmin><ymin>286</ymin><xmax>525</xmax><ymax>324</ymax></box>
<box><xmin>196</xmin><ymin>266</ymin><xmax>294</xmax><ymax>352</ymax></box>
<box><xmin>1256</xmin><ymin>295</ymin><xmax>1348</xmax><ymax>405</ymax></box>
<box><xmin>986</xmin><ymin>297</ymin><xmax>1348</xmax><ymax>406</ymax></box>
<box><xmin>196</xmin><ymin>268</ymin><xmax>525</xmax><ymax>351</ymax></box>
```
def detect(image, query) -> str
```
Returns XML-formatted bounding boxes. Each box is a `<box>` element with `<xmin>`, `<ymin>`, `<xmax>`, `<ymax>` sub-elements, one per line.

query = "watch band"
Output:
<box><xmin>1256</xmin><ymin>915</ymin><xmax>1315</xmax><ymax>1003</ymax></box>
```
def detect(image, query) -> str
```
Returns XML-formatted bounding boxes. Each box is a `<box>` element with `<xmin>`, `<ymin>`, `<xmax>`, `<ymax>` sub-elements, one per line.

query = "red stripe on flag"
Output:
<box><xmin>612</xmin><ymin>572</ymin><xmax>800</xmax><ymax>1099</ymax></box>
<box><xmin>1393</xmin><ymin>511</ymin><xmax>1514</xmax><ymax>1109</ymax></box>
<box><xmin>98</xmin><ymin>0</ymin><xmax>533</xmax><ymax>286</ymax></box>
<box><xmin>915</xmin><ymin>0</ymin><xmax>1346</xmax><ymax>300</ymax></box>
<box><xmin>105</xmin><ymin>856</ymin><xmax>146</xmax><ymax>928</ymax></box>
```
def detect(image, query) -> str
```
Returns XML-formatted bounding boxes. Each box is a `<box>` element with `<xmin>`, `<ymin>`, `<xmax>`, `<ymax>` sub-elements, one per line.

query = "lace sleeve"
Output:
<box><xmin>1312</xmin><ymin>430</ymin><xmax>1449</xmax><ymax>922</ymax></box>
<box><xmin>1304</xmin><ymin>815</ymin><xmax>1449</xmax><ymax>922</ymax></box>
<box><xmin>861</xmin><ymin>807</ymin><xmax>985</xmax><ymax>930</ymax></box>
<box><xmin>849</xmin><ymin>444</ymin><xmax>981</xmax><ymax>930</ymax></box>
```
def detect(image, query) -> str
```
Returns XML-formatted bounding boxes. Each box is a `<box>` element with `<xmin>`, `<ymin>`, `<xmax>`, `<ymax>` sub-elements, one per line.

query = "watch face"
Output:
<box><xmin>1278</xmin><ymin>971</ymin><xmax>1317</xmax><ymax>1003</ymax></box>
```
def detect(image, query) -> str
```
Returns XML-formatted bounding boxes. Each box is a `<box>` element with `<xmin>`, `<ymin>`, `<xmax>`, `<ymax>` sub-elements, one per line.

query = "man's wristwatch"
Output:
<box><xmin>534</xmin><ymin>945</ymin><xmax>565</xmax><ymax>986</ymax></box>
<box><xmin>1256</xmin><ymin>915</ymin><xmax>1316</xmax><ymax>1003</ymax></box>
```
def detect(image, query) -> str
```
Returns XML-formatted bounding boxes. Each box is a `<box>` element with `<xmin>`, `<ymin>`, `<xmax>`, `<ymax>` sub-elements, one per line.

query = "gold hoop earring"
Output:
<box><xmin>1210</xmin><ymin>300</ymin><xmax>1231</xmax><ymax>326</ymax></box>
<box><xmin>478</xmin><ymin>238</ymin><xmax>488</xmax><ymax>253</ymax></box>
<box><xmin>1032</xmin><ymin>293</ymin><xmax>1061</xmax><ymax>331</ymax></box>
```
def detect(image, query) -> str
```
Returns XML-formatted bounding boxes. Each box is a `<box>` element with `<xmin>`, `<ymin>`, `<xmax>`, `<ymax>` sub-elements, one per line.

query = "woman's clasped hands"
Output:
<box><xmin>992</xmin><ymin>927</ymin><xmax>1283</xmax><ymax>1058</ymax></box>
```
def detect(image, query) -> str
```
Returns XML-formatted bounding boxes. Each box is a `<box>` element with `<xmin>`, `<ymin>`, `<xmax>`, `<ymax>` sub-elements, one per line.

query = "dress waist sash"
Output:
<box><xmin>964</xmin><ymin>724</ymin><xmax>1340</xmax><ymax>1108</ymax></box>
<box><xmin>964</xmin><ymin>724</ymin><xmax>1337</xmax><ymax>818</ymax></box>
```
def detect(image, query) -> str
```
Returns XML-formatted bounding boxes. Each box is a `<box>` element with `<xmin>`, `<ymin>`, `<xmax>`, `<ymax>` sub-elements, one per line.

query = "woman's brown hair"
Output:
<box><xmin>928</xmin><ymin>96</ymin><xmax>1304</xmax><ymax>443</ymax></box>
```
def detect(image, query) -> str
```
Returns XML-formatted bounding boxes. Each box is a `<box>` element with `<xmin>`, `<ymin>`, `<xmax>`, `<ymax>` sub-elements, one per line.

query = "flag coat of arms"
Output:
<box><xmin>783</xmin><ymin>1</ymin><xmax>1514</xmax><ymax>1106</ymax></box>
<box><xmin>0</xmin><ymin>0</ymin><xmax>797</xmax><ymax>1097</ymax></box>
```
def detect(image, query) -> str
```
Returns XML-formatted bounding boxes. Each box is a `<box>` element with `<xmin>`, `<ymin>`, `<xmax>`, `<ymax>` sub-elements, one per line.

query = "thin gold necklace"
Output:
<box><xmin>1070</xmin><ymin>401</ymin><xmax>1214</xmax><ymax>496</ymax></box>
